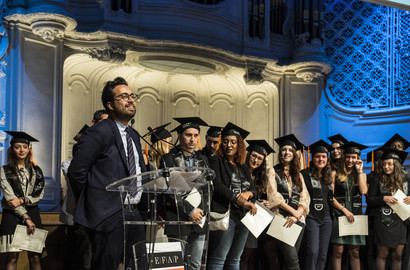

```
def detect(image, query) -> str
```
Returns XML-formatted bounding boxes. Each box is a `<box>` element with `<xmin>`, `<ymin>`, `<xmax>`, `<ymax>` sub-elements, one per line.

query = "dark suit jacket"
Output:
<box><xmin>67</xmin><ymin>117</ymin><xmax>146</xmax><ymax>232</ymax></box>
<box><xmin>208</xmin><ymin>155</ymin><xmax>256</xmax><ymax>221</ymax></box>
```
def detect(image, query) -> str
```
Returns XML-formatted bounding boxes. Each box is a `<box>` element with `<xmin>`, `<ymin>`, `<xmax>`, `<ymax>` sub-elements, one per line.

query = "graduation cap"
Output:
<box><xmin>308</xmin><ymin>140</ymin><xmax>333</xmax><ymax>155</ymax></box>
<box><xmin>220</xmin><ymin>122</ymin><xmax>250</xmax><ymax>140</ymax></box>
<box><xmin>171</xmin><ymin>117</ymin><xmax>208</xmax><ymax>134</ymax></box>
<box><xmin>327</xmin><ymin>134</ymin><xmax>349</xmax><ymax>147</ymax></box>
<box><xmin>149</xmin><ymin>123</ymin><xmax>172</xmax><ymax>144</ymax></box>
<box><xmin>206</xmin><ymin>126</ymin><xmax>223</xmax><ymax>138</ymax></box>
<box><xmin>274</xmin><ymin>134</ymin><xmax>305</xmax><ymax>151</ymax></box>
<box><xmin>73</xmin><ymin>124</ymin><xmax>89</xmax><ymax>142</ymax></box>
<box><xmin>341</xmin><ymin>141</ymin><xmax>368</xmax><ymax>155</ymax></box>
<box><xmin>380</xmin><ymin>147</ymin><xmax>408</xmax><ymax>165</ymax></box>
<box><xmin>382</xmin><ymin>133</ymin><xmax>410</xmax><ymax>151</ymax></box>
<box><xmin>246</xmin><ymin>140</ymin><xmax>275</xmax><ymax>156</ymax></box>
<box><xmin>5</xmin><ymin>131</ymin><xmax>39</xmax><ymax>145</ymax></box>
<box><xmin>366</xmin><ymin>146</ymin><xmax>384</xmax><ymax>164</ymax></box>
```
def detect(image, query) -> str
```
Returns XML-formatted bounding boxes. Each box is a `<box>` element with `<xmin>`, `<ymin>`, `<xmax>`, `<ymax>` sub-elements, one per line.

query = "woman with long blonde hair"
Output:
<box><xmin>146</xmin><ymin>124</ymin><xmax>173</xmax><ymax>170</ymax></box>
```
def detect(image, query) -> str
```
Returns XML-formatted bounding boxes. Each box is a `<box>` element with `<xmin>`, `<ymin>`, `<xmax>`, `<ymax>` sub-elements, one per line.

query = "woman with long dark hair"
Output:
<box><xmin>270</xmin><ymin>134</ymin><xmax>310</xmax><ymax>270</ymax></box>
<box><xmin>328</xmin><ymin>134</ymin><xmax>348</xmax><ymax>172</ymax></box>
<box><xmin>301</xmin><ymin>140</ymin><xmax>334</xmax><ymax>270</ymax></box>
<box><xmin>367</xmin><ymin>148</ymin><xmax>409</xmax><ymax>270</ymax></box>
<box><xmin>331</xmin><ymin>141</ymin><xmax>368</xmax><ymax>270</ymax></box>
<box><xmin>207</xmin><ymin>122</ymin><xmax>257</xmax><ymax>270</ymax></box>
<box><xmin>0</xmin><ymin>131</ymin><xmax>44</xmax><ymax>270</ymax></box>
<box><xmin>240</xmin><ymin>140</ymin><xmax>276</xmax><ymax>270</ymax></box>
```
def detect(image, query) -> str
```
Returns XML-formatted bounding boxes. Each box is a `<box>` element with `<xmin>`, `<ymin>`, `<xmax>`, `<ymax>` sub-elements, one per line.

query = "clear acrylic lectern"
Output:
<box><xmin>106</xmin><ymin>167</ymin><xmax>214</xmax><ymax>270</ymax></box>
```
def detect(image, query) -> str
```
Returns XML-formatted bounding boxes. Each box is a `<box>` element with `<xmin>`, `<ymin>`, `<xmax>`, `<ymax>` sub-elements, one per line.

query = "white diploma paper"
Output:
<box><xmin>241</xmin><ymin>201</ymin><xmax>275</xmax><ymax>238</ymax></box>
<box><xmin>338</xmin><ymin>215</ymin><xmax>368</xmax><ymax>237</ymax></box>
<box><xmin>185</xmin><ymin>187</ymin><xmax>201</xmax><ymax>208</ymax></box>
<box><xmin>266</xmin><ymin>214</ymin><xmax>302</xmax><ymax>247</ymax></box>
<box><xmin>387</xmin><ymin>189</ymin><xmax>410</xmax><ymax>221</ymax></box>
<box><xmin>11</xmin><ymin>225</ymin><xmax>48</xmax><ymax>253</ymax></box>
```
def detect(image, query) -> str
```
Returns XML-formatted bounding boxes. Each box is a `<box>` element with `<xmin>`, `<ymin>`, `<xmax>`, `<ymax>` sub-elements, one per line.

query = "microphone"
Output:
<box><xmin>131</xmin><ymin>119</ymin><xmax>135</xmax><ymax>127</ymax></box>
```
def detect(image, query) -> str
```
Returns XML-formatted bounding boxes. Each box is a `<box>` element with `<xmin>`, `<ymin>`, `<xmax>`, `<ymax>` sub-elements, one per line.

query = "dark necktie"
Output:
<box><xmin>125</xmin><ymin>127</ymin><xmax>141</xmax><ymax>200</ymax></box>
<box><xmin>125</xmin><ymin>127</ymin><xmax>136</xmax><ymax>176</ymax></box>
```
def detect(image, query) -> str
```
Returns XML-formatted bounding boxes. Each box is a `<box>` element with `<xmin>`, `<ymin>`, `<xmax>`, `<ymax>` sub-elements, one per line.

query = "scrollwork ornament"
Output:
<box><xmin>296</xmin><ymin>72</ymin><xmax>321</xmax><ymax>82</ymax></box>
<box><xmin>244</xmin><ymin>67</ymin><xmax>265</xmax><ymax>85</ymax></box>
<box><xmin>32</xmin><ymin>27</ymin><xmax>63</xmax><ymax>42</ymax></box>
<box><xmin>84</xmin><ymin>47</ymin><xmax>127</xmax><ymax>63</ymax></box>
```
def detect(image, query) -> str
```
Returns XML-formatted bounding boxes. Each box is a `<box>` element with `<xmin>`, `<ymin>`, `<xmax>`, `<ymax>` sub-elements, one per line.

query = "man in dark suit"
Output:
<box><xmin>68</xmin><ymin>77</ymin><xmax>147</xmax><ymax>270</ymax></box>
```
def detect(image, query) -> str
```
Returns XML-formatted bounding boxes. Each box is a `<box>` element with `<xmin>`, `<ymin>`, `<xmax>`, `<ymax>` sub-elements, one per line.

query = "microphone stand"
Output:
<box><xmin>138</xmin><ymin>130</ymin><xmax>170</xmax><ymax>189</ymax></box>
<box><xmin>136</xmin><ymin>126</ymin><xmax>171</xmax><ymax>270</ymax></box>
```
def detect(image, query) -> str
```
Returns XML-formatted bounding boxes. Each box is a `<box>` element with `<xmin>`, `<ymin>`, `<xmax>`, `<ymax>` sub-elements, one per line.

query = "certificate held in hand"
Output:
<box><xmin>387</xmin><ymin>189</ymin><xmax>410</xmax><ymax>221</ymax></box>
<box><xmin>338</xmin><ymin>215</ymin><xmax>368</xmax><ymax>237</ymax></box>
<box><xmin>266</xmin><ymin>214</ymin><xmax>302</xmax><ymax>247</ymax></box>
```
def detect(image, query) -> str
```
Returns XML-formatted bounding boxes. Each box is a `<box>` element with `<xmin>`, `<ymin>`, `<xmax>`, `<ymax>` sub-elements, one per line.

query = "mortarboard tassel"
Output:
<box><xmin>307</xmin><ymin>147</ymin><xmax>310</xmax><ymax>167</ymax></box>
<box><xmin>303</xmin><ymin>146</ymin><xmax>306</xmax><ymax>169</ymax></box>
<box><xmin>215</xmin><ymin>134</ymin><xmax>222</xmax><ymax>152</ymax></box>
<box><xmin>144</xmin><ymin>135</ymin><xmax>149</xmax><ymax>157</ymax></box>
<box><xmin>198</xmin><ymin>136</ymin><xmax>203</xmax><ymax>151</ymax></box>
<box><xmin>30</xmin><ymin>148</ymin><xmax>37</xmax><ymax>166</ymax></box>
<box><xmin>371</xmin><ymin>150</ymin><xmax>374</xmax><ymax>172</ymax></box>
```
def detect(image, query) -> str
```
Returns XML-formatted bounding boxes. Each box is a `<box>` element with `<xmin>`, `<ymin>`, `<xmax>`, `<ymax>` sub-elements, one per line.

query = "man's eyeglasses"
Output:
<box><xmin>114</xmin><ymin>93</ymin><xmax>138</xmax><ymax>101</ymax></box>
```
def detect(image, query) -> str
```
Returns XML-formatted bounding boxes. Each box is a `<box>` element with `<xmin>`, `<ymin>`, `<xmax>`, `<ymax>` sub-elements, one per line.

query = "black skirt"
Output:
<box><xmin>0</xmin><ymin>205</ymin><xmax>43</xmax><ymax>253</ymax></box>
<box><xmin>373</xmin><ymin>215</ymin><xmax>406</xmax><ymax>248</ymax></box>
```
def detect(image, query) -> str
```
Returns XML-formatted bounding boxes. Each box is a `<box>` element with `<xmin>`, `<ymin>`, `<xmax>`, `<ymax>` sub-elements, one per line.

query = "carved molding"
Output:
<box><xmin>31</xmin><ymin>20</ymin><xmax>65</xmax><ymax>42</ymax></box>
<box><xmin>295</xmin><ymin>71</ymin><xmax>322</xmax><ymax>83</ymax></box>
<box><xmin>82</xmin><ymin>46</ymin><xmax>127</xmax><ymax>63</ymax></box>
<box><xmin>0</xmin><ymin>60</ymin><xmax>6</xmax><ymax>78</ymax></box>
<box><xmin>0</xmin><ymin>110</ymin><xmax>5</xmax><ymax>126</ymax></box>
<box><xmin>5</xmin><ymin>12</ymin><xmax>76</xmax><ymax>42</ymax></box>
<box><xmin>244</xmin><ymin>66</ymin><xmax>265</xmax><ymax>85</ymax></box>
<box><xmin>0</xmin><ymin>24</ymin><xmax>8</xmax><ymax>61</ymax></box>
<box><xmin>264</xmin><ymin>61</ymin><xmax>331</xmax><ymax>85</ymax></box>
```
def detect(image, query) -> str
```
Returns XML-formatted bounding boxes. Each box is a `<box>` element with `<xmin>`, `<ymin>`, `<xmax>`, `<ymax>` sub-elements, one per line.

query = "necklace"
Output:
<box><xmin>345</xmin><ymin>174</ymin><xmax>354</xmax><ymax>203</ymax></box>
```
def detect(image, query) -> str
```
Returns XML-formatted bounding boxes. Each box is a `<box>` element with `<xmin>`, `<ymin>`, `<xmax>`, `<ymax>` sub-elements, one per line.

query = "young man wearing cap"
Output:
<box><xmin>160</xmin><ymin>117</ymin><xmax>209</xmax><ymax>270</ymax></box>
<box><xmin>200</xmin><ymin>126</ymin><xmax>222</xmax><ymax>158</ymax></box>
<box><xmin>68</xmin><ymin>77</ymin><xmax>147</xmax><ymax>270</ymax></box>
<box><xmin>383</xmin><ymin>133</ymin><xmax>410</xmax><ymax>152</ymax></box>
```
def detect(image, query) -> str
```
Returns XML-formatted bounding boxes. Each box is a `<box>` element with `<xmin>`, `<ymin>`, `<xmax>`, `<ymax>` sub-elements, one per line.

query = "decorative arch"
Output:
<box><xmin>171</xmin><ymin>90</ymin><xmax>199</xmax><ymax>106</ymax></box>
<box><xmin>136</xmin><ymin>86</ymin><xmax>162</xmax><ymax>104</ymax></box>
<box><xmin>246</xmin><ymin>92</ymin><xmax>268</xmax><ymax>108</ymax></box>
<box><xmin>209</xmin><ymin>92</ymin><xmax>234</xmax><ymax>108</ymax></box>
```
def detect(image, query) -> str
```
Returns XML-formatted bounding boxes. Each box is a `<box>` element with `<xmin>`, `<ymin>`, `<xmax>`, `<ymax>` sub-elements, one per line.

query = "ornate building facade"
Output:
<box><xmin>0</xmin><ymin>0</ymin><xmax>408</xmax><ymax>211</ymax></box>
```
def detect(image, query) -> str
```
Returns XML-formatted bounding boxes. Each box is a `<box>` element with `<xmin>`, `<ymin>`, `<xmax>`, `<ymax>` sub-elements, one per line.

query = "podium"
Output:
<box><xmin>106</xmin><ymin>167</ymin><xmax>215</xmax><ymax>270</ymax></box>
